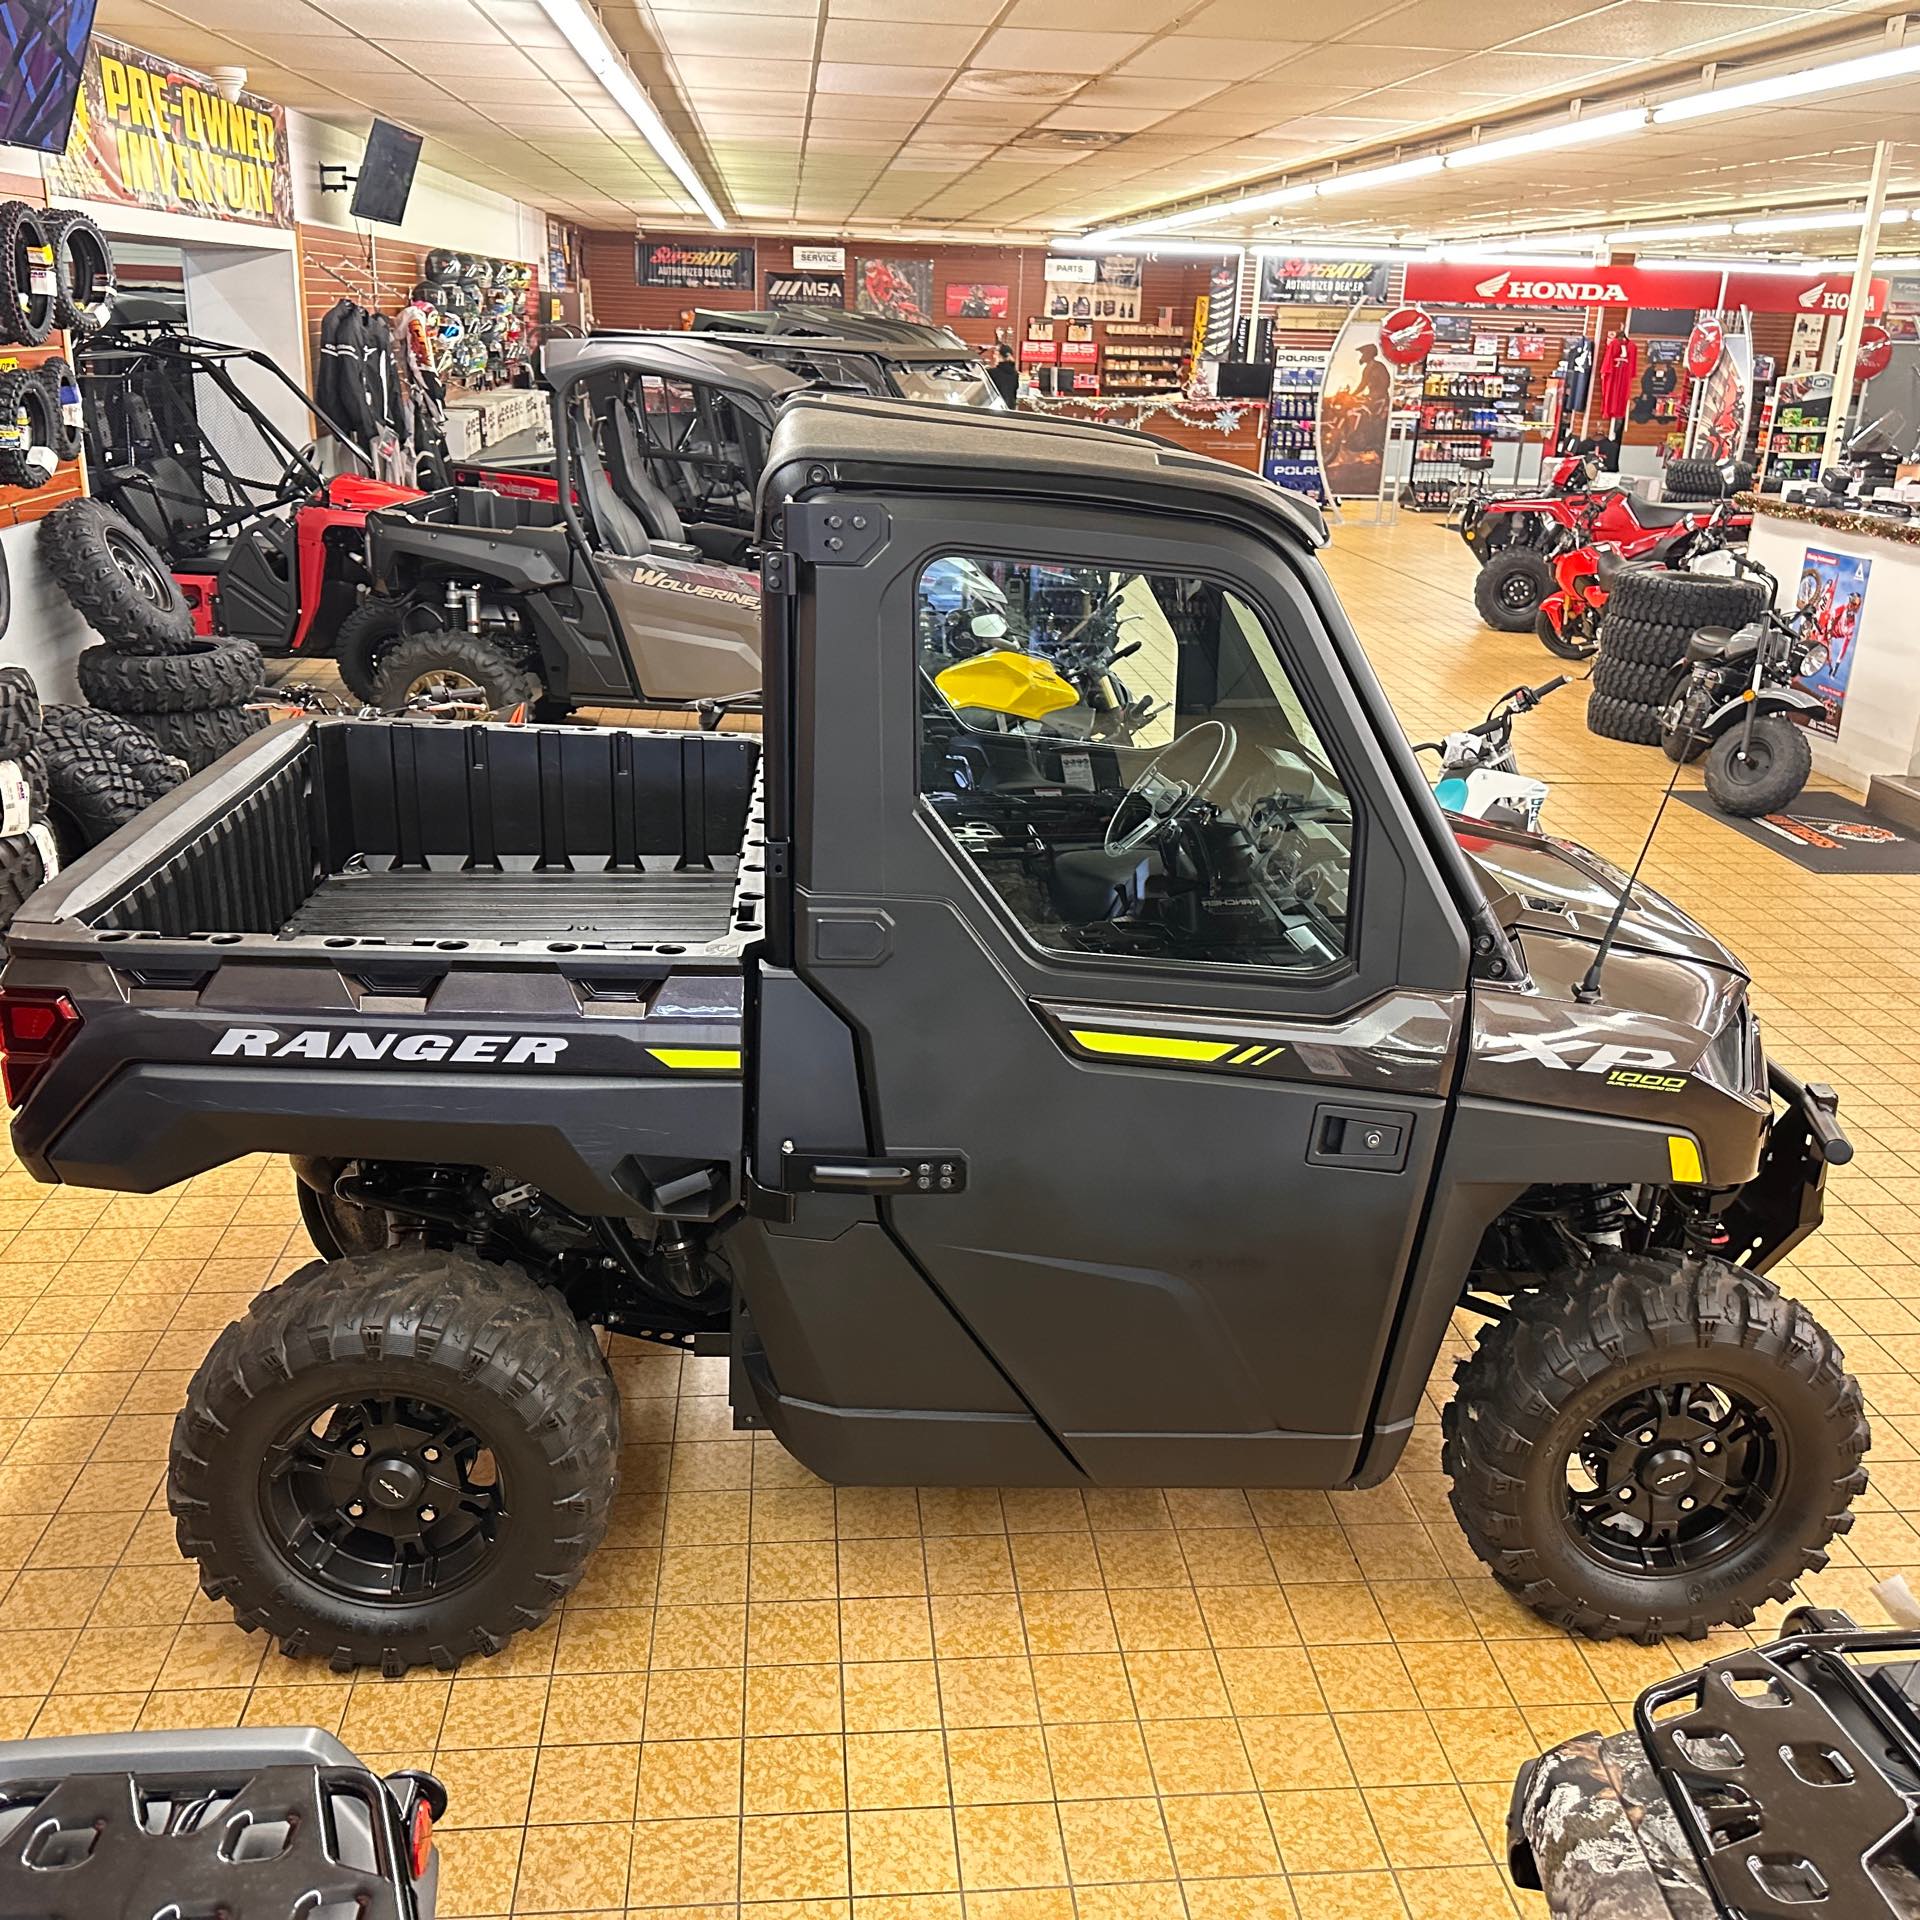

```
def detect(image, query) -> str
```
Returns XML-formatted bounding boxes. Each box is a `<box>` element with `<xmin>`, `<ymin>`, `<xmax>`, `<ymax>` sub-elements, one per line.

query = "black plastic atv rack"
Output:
<box><xmin>0</xmin><ymin>1726</ymin><xmax>439</xmax><ymax>1919</ymax></box>
<box><xmin>1634</xmin><ymin>1618</ymin><xmax>1920</xmax><ymax>1918</ymax></box>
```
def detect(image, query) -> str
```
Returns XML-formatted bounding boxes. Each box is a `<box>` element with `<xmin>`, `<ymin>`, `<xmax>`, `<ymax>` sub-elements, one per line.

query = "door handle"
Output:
<box><xmin>1306</xmin><ymin>1104</ymin><xmax>1414</xmax><ymax>1172</ymax></box>
<box><xmin>787</xmin><ymin>1152</ymin><xmax>968</xmax><ymax>1195</ymax></box>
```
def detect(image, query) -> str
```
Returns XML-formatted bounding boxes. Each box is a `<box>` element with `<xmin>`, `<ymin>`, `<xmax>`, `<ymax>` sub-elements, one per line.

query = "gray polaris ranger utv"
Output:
<box><xmin>0</xmin><ymin>397</ymin><xmax>1865</xmax><ymax>1674</ymax></box>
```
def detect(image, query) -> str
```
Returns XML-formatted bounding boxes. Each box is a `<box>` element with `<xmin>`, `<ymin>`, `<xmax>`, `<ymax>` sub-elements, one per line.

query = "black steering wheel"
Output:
<box><xmin>1103</xmin><ymin>720</ymin><xmax>1237</xmax><ymax>859</ymax></box>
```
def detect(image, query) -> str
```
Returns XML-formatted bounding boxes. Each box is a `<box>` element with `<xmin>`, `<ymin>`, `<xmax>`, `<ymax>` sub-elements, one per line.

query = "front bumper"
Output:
<box><xmin>1717</xmin><ymin>1062</ymin><xmax>1850</xmax><ymax>1274</ymax></box>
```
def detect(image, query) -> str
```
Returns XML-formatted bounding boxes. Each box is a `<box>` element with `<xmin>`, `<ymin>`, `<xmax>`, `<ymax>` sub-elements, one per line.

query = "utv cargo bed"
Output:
<box><xmin>30</xmin><ymin>716</ymin><xmax>763</xmax><ymax>954</ymax></box>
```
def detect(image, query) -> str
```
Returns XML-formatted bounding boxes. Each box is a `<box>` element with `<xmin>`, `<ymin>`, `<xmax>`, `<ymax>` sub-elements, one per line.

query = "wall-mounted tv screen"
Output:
<box><xmin>350</xmin><ymin>118</ymin><xmax>423</xmax><ymax>226</ymax></box>
<box><xmin>0</xmin><ymin>0</ymin><xmax>99</xmax><ymax>155</ymax></box>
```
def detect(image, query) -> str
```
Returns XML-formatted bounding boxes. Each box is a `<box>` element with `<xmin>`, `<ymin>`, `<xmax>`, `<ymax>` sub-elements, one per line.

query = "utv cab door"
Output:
<box><xmin>763</xmin><ymin>488</ymin><xmax>1473</xmax><ymax>1486</ymax></box>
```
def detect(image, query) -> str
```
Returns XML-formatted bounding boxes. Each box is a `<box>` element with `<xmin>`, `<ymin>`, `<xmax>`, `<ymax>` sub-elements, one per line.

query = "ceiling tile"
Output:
<box><xmin>670</xmin><ymin>54</ymin><xmax>816</xmax><ymax>88</ymax></box>
<box><xmin>1121</xmin><ymin>37</ymin><xmax>1309</xmax><ymax>78</ymax></box>
<box><xmin>972</xmin><ymin>27</ymin><xmax>1151</xmax><ymax>72</ymax></box>
<box><xmin>652</xmin><ymin>11</ymin><xmax>819</xmax><ymax>57</ymax></box>
<box><xmin>818</xmin><ymin>18</ymin><xmax>981</xmax><ymax>60</ymax></box>
<box><xmin>814</xmin><ymin>61</ymin><xmax>953</xmax><ymax>93</ymax></box>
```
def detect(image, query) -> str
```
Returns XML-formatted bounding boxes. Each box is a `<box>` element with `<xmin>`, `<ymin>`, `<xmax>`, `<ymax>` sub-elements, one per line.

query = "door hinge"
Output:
<box><xmin>788</xmin><ymin>1152</ymin><xmax>967</xmax><ymax>1195</ymax></box>
<box><xmin>785</xmin><ymin>500</ymin><xmax>889</xmax><ymax>565</ymax></box>
<box><xmin>763</xmin><ymin>838</ymin><xmax>791</xmax><ymax>879</ymax></box>
<box><xmin>761</xmin><ymin>551</ymin><xmax>796</xmax><ymax>597</ymax></box>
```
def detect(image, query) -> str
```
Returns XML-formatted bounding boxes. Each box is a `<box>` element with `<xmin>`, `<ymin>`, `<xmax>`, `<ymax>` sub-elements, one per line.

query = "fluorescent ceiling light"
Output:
<box><xmin>1444</xmin><ymin>107</ymin><xmax>1649</xmax><ymax>170</ymax></box>
<box><xmin>1653</xmin><ymin>40</ymin><xmax>1920</xmax><ymax>124</ymax></box>
<box><xmin>1733</xmin><ymin>206</ymin><xmax>1911</xmax><ymax>235</ymax></box>
<box><xmin>535</xmin><ymin>0</ymin><xmax>726</xmax><ymax>229</ymax></box>
<box><xmin>1257</xmin><ymin>243</ymin><xmax>1426</xmax><ymax>262</ymax></box>
<box><xmin>1313</xmin><ymin>154</ymin><xmax>1446</xmax><ymax>199</ymax></box>
<box><xmin>1083</xmin><ymin>181</ymin><xmax>1314</xmax><ymax>244</ymax></box>
<box><xmin>1607</xmin><ymin>219</ymin><xmax>1734</xmax><ymax>244</ymax></box>
<box><xmin>1049</xmin><ymin>237</ymin><xmax>1242</xmax><ymax>256</ymax></box>
<box><xmin>1434</xmin><ymin>245</ymin><xmax>1606</xmax><ymax>265</ymax></box>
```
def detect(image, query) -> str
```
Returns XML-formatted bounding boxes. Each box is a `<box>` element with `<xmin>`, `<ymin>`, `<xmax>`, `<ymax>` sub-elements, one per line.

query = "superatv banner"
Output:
<box><xmin>44</xmin><ymin>37</ymin><xmax>292</xmax><ymax>228</ymax></box>
<box><xmin>638</xmin><ymin>241</ymin><xmax>756</xmax><ymax>290</ymax></box>
<box><xmin>1260</xmin><ymin>256</ymin><xmax>1390</xmax><ymax>306</ymax></box>
<box><xmin>1404</xmin><ymin>260</ymin><xmax>1887</xmax><ymax>315</ymax></box>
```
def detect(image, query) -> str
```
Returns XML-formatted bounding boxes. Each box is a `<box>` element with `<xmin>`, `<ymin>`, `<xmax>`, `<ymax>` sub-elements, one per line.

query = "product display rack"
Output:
<box><xmin>1406</xmin><ymin>366</ymin><xmax>1530</xmax><ymax>512</ymax></box>
<box><xmin>1100</xmin><ymin>323</ymin><xmax>1186</xmax><ymax>394</ymax></box>
<box><xmin>1264</xmin><ymin>350</ymin><xmax>1326</xmax><ymax>503</ymax></box>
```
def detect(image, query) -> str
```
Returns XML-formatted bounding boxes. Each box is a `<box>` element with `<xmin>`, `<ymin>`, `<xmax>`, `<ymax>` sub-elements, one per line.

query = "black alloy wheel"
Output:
<box><xmin>1562</xmin><ymin>1379</ymin><xmax>1780</xmax><ymax>1578</ymax></box>
<box><xmin>262</xmin><ymin>1394</ymin><xmax>507</xmax><ymax>1605</ymax></box>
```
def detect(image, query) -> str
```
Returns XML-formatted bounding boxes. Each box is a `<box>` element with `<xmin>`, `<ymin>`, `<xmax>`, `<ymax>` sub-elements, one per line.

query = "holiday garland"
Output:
<box><xmin>1023</xmin><ymin>392</ymin><xmax>1262</xmax><ymax>435</ymax></box>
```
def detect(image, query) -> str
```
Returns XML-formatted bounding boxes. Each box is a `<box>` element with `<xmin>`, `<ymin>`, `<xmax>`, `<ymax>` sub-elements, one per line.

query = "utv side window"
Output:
<box><xmin>915</xmin><ymin>555</ymin><xmax>1355</xmax><ymax>971</ymax></box>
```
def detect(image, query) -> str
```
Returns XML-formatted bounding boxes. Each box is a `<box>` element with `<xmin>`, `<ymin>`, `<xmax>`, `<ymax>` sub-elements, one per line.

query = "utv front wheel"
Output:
<box><xmin>1444</xmin><ymin>1255</ymin><xmax>1866</xmax><ymax>1641</ymax></box>
<box><xmin>170</xmin><ymin>1248</ymin><xmax>619</xmax><ymax>1674</ymax></box>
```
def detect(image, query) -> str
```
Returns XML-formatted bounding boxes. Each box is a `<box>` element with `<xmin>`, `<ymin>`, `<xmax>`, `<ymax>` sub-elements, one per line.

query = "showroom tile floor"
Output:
<box><xmin>23</xmin><ymin>512</ymin><xmax>1920</xmax><ymax>1918</ymax></box>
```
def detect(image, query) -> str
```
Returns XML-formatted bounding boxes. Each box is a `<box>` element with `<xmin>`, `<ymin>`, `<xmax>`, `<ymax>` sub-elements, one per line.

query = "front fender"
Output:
<box><xmin>1702</xmin><ymin>687</ymin><xmax>1823</xmax><ymax>735</ymax></box>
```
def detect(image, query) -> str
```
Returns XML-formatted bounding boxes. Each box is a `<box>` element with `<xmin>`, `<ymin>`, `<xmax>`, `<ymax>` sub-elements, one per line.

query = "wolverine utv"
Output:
<box><xmin>0</xmin><ymin>396</ymin><xmax>1866</xmax><ymax>1673</ymax></box>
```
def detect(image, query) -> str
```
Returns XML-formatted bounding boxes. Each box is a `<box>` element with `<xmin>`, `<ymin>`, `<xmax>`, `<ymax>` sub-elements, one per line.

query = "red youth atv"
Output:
<box><xmin>1534</xmin><ymin>498</ymin><xmax>1747</xmax><ymax>660</ymax></box>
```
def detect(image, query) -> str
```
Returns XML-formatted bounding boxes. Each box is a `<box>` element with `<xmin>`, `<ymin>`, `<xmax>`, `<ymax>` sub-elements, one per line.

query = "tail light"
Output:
<box><xmin>408</xmin><ymin>1797</ymin><xmax>434</xmax><ymax>1878</ymax></box>
<box><xmin>0</xmin><ymin>989</ymin><xmax>80</xmax><ymax>1106</ymax></box>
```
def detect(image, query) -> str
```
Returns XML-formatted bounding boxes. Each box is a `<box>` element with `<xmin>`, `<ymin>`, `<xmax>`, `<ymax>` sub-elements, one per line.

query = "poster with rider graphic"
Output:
<box><xmin>1793</xmin><ymin>545</ymin><xmax>1868</xmax><ymax>737</ymax></box>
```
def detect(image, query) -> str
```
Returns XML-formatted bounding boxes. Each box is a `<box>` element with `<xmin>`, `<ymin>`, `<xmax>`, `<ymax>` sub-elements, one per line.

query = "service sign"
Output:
<box><xmin>766</xmin><ymin>272</ymin><xmax>844</xmax><ymax>305</ymax></box>
<box><xmin>637</xmin><ymin>240</ymin><xmax>756</xmax><ymax>290</ymax></box>
<box><xmin>1260</xmin><ymin>256</ymin><xmax>1391</xmax><ymax>306</ymax></box>
<box><xmin>791</xmin><ymin>245</ymin><xmax>845</xmax><ymax>271</ymax></box>
<box><xmin>43</xmin><ymin>35</ymin><xmax>292</xmax><ymax>227</ymax></box>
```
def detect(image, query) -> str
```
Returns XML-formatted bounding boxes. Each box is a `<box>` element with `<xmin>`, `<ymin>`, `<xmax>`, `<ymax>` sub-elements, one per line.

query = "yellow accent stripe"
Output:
<box><xmin>648</xmin><ymin>1047</ymin><xmax>743</xmax><ymax>1071</ymax></box>
<box><xmin>1228</xmin><ymin>1045</ymin><xmax>1264</xmax><ymax>1065</ymax></box>
<box><xmin>1668</xmin><ymin>1134</ymin><xmax>1705</xmax><ymax>1184</ymax></box>
<box><xmin>1068</xmin><ymin>1029</ymin><xmax>1236</xmax><ymax>1064</ymax></box>
<box><xmin>1253</xmin><ymin>1046</ymin><xmax>1284</xmax><ymax>1066</ymax></box>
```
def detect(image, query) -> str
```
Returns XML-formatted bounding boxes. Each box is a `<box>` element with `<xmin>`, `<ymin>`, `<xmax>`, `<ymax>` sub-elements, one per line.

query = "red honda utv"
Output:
<box><xmin>75</xmin><ymin>304</ymin><xmax>424</xmax><ymax>658</ymax></box>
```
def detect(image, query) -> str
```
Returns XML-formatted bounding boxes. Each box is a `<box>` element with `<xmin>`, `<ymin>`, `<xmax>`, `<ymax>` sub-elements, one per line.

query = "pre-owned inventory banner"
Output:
<box><xmin>43</xmin><ymin>35</ymin><xmax>292</xmax><ymax>227</ymax></box>
<box><xmin>1404</xmin><ymin>260</ymin><xmax>1887</xmax><ymax>315</ymax></box>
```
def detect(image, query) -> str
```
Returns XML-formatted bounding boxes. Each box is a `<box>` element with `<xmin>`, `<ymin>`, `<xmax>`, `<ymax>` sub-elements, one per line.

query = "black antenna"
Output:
<box><xmin>1575</xmin><ymin>741</ymin><xmax>1688</xmax><ymax>1004</ymax></box>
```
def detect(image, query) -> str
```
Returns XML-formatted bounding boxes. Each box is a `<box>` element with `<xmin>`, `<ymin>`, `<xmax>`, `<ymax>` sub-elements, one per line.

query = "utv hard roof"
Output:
<box><xmin>690</xmin><ymin>306</ymin><xmax>974</xmax><ymax>352</ymax></box>
<box><xmin>540</xmin><ymin>334</ymin><xmax>808</xmax><ymax>405</ymax></box>
<box><xmin>761</xmin><ymin>392</ymin><xmax>1329</xmax><ymax>549</ymax></box>
<box><xmin>634</xmin><ymin>327</ymin><xmax>985</xmax><ymax>368</ymax></box>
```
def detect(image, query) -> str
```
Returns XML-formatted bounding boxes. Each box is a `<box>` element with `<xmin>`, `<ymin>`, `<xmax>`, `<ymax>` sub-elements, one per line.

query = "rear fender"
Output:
<box><xmin>370</xmin><ymin>520</ymin><xmax>568</xmax><ymax>593</ymax></box>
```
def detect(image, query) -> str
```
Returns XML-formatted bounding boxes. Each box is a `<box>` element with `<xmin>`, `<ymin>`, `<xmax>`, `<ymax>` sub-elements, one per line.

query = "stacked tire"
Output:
<box><xmin>0</xmin><ymin>668</ymin><xmax>60</xmax><ymax>931</ymax></box>
<box><xmin>1662</xmin><ymin>458</ymin><xmax>1755</xmax><ymax>503</ymax></box>
<box><xmin>37</xmin><ymin>499</ymin><xmax>269</xmax><ymax>772</ymax></box>
<box><xmin>1587</xmin><ymin>565</ymin><xmax>1770</xmax><ymax>746</ymax></box>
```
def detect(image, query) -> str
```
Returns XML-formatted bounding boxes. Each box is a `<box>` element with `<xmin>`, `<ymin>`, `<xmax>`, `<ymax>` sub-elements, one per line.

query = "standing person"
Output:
<box><xmin>988</xmin><ymin>344</ymin><xmax>1020</xmax><ymax>409</ymax></box>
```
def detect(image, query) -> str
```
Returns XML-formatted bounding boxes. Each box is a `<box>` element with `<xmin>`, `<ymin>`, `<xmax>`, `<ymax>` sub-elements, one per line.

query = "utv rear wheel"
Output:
<box><xmin>370</xmin><ymin>632</ymin><xmax>538</xmax><ymax>717</ymax></box>
<box><xmin>1474</xmin><ymin>548</ymin><xmax>1553</xmax><ymax>633</ymax></box>
<box><xmin>1444</xmin><ymin>1255</ymin><xmax>1867</xmax><ymax>1642</ymax></box>
<box><xmin>1704</xmin><ymin>715</ymin><xmax>1812</xmax><ymax>817</ymax></box>
<box><xmin>170</xmin><ymin>1248</ymin><xmax>619</xmax><ymax>1674</ymax></box>
<box><xmin>332</xmin><ymin>596</ymin><xmax>406</xmax><ymax>703</ymax></box>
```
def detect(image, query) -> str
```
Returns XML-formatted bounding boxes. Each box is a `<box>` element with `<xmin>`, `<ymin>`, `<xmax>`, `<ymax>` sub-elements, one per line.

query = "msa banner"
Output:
<box><xmin>1260</xmin><ymin>256</ymin><xmax>1390</xmax><ymax>306</ymax></box>
<box><xmin>1404</xmin><ymin>260</ymin><xmax>1887</xmax><ymax>315</ymax></box>
<box><xmin>766</xmin><ymin>272</ymin><xmax>844</xmax><ymax>305</ymax></box>
<box><xmin>638</xmin><ymin>240</ymin><xmax>756</xmax><ymax>290</ymax></box>
<box><xmin>44</xmin><ymin>35</ymin><xmax>292</xmax><ymax>227</ymax></box>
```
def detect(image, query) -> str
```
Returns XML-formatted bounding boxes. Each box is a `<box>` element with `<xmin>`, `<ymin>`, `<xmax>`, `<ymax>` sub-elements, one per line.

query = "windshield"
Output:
<box><xmin>891</xmin><ymin>361</ymin><xmax>1005</xmax><ymax>410</ymax></box>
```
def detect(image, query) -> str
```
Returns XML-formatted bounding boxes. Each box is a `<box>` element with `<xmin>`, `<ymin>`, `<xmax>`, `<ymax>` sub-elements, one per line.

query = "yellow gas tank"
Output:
<box><xmin>935</xmin><ymin>649</ymin><xmax>1079</xmax><ymax>722</ymax></box>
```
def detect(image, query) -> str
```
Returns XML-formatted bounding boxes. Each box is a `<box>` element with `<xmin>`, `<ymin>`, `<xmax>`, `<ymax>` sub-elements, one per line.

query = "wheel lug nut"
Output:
<box><xmin>350</xmin><ymin>1443</ymin><xmax>367</xmax><ymax>1457</ymax></box>
<box><xmin>419</xmin><ymin>1507</ymin><xmax>437</xmax><ymax>1524</ymax></box>
<box><xmin>348</xmin><ymin>1502</ymin><xmax>364</xmax><ymax>1518</ymax></box>
<box><xmin>1680</xmin><ymin>1497</ymin><xmax>1696</xmax><ymax>1511</ymax></box>
<box><xmin>1637</xmin><ymin>1430</ymin><xmax>1654</xmax><ymax>1445</ymax></box>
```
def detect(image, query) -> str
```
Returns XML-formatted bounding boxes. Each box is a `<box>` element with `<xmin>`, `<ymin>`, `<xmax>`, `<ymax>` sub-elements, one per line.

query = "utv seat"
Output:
<box><xmin>1623</xmin><ymin>497</ymin><xmax>1707</xmax><ymax>530</ymax></box>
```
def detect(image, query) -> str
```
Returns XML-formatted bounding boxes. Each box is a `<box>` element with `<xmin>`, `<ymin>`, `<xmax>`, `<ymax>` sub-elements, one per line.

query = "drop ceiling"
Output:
<box><xmin>92</xmin><ymin>0</ymin><xmax>1920</xmax><ymax>250</ymax></box>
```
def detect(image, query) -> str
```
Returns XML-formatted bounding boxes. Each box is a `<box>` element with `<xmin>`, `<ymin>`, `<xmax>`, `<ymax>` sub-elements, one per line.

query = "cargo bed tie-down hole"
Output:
<box><xmin>22</xmin><ymin>1818</ymin><xmax>101</xmax><ymax>1868</ymax></box>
